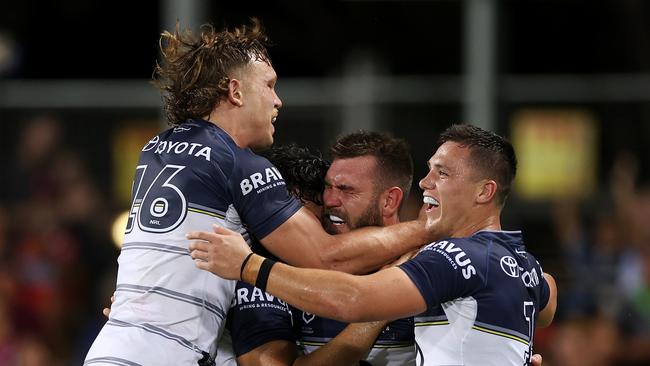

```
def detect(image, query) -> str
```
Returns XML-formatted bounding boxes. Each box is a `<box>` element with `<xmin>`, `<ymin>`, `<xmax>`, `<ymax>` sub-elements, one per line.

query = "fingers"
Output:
<box><xmin>194</xmin><ymin>259</ymin><xmax>211</xmax><ymax>271</ymax></box>
<box><xmin>189</xmin><ymin>247</ymin><xmax>209</xmax><ymax>262</ymax></box>
<box><xmin>188</xmin><ymin>240</ymin><xmax>210</xmax><ymax>252</ymax></box>
<box><xmin>186</xmin><ymin>230</ymin><xmax>217</xmax><ymax>241</ymax></box>
<box><xmin>531</xmin><ymin>354</ymin><xmax>543</xmax><ymax>366</ymax></box>
<box><xmin>102</xmin><ymin>307</ymin><xmax>110</xmax><ymax>319</ymax></box>
<box><xmin>212</xmin><ymin>224</ymin><xmax>236</xmax><ymax>234</ymax></box>
<box><xmin>187</xmin><ymin>226</ymin><xmax>235</xmax><ymax>249</ymax></box>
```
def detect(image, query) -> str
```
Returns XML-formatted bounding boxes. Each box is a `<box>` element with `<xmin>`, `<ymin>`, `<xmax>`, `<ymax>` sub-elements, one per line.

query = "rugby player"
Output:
<box><xmin>85</xmin><ymin>19</ymin><xmax>438</xmax><ymax>365</ymax></box>
<box><xmin>189</xmin><ymin>124</ymin><xmax>558</xmax><ymax>366</ymax></box>
<box><xmin>232</xmin><ymin>133</ymin><xmax>416</xmax><ymax>366</ymax></box>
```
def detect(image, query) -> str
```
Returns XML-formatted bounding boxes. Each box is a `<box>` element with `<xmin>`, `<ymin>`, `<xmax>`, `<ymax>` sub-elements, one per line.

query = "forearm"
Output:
<box><xmin>237</xmin><ymin>340</ymin><xmax>298</xmax><ymax>366</ymax></box>
<box><xmin>261</xmin><ymin>208</ymin><xmax>436</xmax><ymax>275</ymax></box>
<box><xmin>321</xmin><ymin>220</ymin><xmax>432</xmax><ymax>274</ymax></box>
<box><xmin>236</xmin><ymin>322</ymin><xmax>388</xmax><ymax>366</ymax></box>
<box><xmin>293</xmin><ymin>321</ymin><xmax>389</xmax><ymax>366</ymax></box>
<box><xmin>242</xmin><ymin>255</ymin><xmax>367</xmax><ymax>323</ymax></box>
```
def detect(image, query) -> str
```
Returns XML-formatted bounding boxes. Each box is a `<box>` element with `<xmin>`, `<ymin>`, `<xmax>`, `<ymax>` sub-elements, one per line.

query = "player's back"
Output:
<box><xmin>85</xmin><ymin>120</ymin><xmax>250</xmax><ymax>365</ymax></box>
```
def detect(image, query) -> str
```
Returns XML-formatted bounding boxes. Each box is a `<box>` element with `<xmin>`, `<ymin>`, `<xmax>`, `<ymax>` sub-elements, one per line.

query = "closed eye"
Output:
<box><xmin>336</xmin><ymin>184</ymin><xmax>355</xmax><ymax>193</ymax></box>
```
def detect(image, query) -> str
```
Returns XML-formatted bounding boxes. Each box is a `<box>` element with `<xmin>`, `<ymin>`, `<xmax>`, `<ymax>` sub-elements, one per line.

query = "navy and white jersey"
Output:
<box><xmin>229</xmin><ymin>280</ymin><xmax>415</xmax><ymax>366</ymax></box>
<box><xmin>295</xmin><ymin>313</ymin><xmax>415</xmax><ymax>366</ymax></box>
<box><xmin>399</xmin><ymin>231</ymin><xmax>550</xmax><ymax>366</ymax></box>
<box><xmin>84</xmin><ymin>119</ymin><xmax>301</xmax><ymax>366</ymax></box>
<box><xmin>229</xmin><ymin>281</ymin><xmax>297</xmax><ymax>357</ymax></box>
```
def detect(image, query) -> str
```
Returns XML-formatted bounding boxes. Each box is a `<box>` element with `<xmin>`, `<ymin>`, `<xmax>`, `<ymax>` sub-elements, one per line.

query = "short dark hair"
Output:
<box><xmin>154</xmin><ymin>18</ymin><xmax>271</xmax><ymax>126</ymax></box>
<box><xmin>438</xmin><ymin>124</ymin><xmax>517</xmax><ymax>206</ymax></box>
<box><xmin>330</xmin><ymin>131</ymin><xmax>413</xmax><ymax>202</ymax></box>
<box><xmin>261</xmin><ymin>144</ymin><xmax>330</xmax><ymax>205</ymax></box>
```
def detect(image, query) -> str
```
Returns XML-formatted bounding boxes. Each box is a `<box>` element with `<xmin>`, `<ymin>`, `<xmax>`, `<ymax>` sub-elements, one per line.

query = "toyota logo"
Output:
<box><xmin>500</xmin><ymin>256</ymin><xmax>520</xmax><ymax>278</ymax></box>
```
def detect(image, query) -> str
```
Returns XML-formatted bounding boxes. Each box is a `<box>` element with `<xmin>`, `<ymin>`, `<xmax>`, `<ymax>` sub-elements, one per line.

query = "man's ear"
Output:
<box><xmin>228</xmin><ymin>78</ymin><xmax>243</xmax><ymax>106</ymax></box>
<box><xmin>381</xmin><ymin>187</ymin><xmax>404</xmax><ymax>218</ymax></box>
<box><xmin>476</xmin><ymin>179</ymin><xmax>497</xmax><ymax>204</ymax></box>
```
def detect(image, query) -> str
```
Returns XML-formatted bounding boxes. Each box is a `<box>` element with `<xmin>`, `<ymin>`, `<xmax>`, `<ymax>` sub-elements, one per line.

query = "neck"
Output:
<box><xmin>450</xmin><ymin>213</ymin><xmax>501</xmax><ymax>238</ymax></box>
<box><xmin>205</xmin><ymin>108</ymin><xmax>248</xmax><ymax>148</ymax></box>
<box><xmin>383</xmin><ymin>215</ymin><xmax>400</xmax><ymax>227</ymax></box>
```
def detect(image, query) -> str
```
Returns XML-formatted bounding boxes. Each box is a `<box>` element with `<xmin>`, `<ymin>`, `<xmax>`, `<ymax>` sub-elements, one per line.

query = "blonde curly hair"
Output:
<box><xmin>153</xmin><ymin>18</ymin><xmax>272</xmax><ymax>125</ymax></box>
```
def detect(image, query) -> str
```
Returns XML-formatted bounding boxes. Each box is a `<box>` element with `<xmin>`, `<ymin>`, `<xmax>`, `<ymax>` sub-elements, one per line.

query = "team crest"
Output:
<box><xmin>302</xmin><ymin>311</ymin><xmax>315</xmax><ymax>324</ymax></box>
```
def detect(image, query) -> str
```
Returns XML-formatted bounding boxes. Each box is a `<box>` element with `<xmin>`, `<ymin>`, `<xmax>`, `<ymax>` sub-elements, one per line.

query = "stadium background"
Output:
<box><xmin>1</xmin><ymin>1</ymin><xmax>649</xmax><ymax>365</ymax></box>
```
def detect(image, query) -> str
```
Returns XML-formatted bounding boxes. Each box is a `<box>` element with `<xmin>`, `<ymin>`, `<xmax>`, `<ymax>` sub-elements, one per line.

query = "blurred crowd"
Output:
<box><xmin>0</xmin><ymin>115</ymin><xmax>118</xmax><ymax>365</ymax></box>
<box><xmin>534</xmin><ymin>153</ymin><xmax>650</xmax><ymax>366</ymax></box>
<box><xmin>0</xmin><ymin>115</ymin><xmax>649</xmax><ymax>365</ymax></box>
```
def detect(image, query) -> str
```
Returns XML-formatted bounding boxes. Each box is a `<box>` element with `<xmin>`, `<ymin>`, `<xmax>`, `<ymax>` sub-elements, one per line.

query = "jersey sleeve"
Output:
<box><xmin>229</xmin><ymin>282</ymin><xmax>296</xmax><ymax>357</ymax></box>
<box><xmin>398</xmin><ymin>241</ymin><xmax>482</xmax><ymax>309</ymax></box>
<box><xmin>228</xmin><ymin>150</ymin><xmax>302</xmax><ymax>239</ymax></box>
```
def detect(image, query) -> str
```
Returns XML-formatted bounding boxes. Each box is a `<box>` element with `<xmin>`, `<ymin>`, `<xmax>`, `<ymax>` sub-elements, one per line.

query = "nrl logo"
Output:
<box><xmin>302</xmin><ymin>312</ymin><xmax>315</xmax><ymax>324</ymax></box>
<box><xmin>173</xmin><ymin>125</ymin><xmax>192</xmax><ymax>133</ymax></box>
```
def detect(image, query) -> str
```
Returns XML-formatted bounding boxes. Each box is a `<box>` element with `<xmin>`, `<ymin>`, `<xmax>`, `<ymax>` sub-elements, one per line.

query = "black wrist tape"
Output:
<box><xmin>240</xmin><ymin>253</ymin><xmax>254</xmax><ymax>281</ymax></box>
<box><xmin>255</xmin><ymin>258</ymin><xmax>276</xmax><ymax>292</ymax></box>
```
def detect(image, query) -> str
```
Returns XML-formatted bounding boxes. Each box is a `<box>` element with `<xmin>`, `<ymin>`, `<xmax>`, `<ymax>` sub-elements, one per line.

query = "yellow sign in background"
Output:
<box><xmin>512</xmin><ymin>109</ymin><xmax>597</xmax><ymax>200</ymax></box>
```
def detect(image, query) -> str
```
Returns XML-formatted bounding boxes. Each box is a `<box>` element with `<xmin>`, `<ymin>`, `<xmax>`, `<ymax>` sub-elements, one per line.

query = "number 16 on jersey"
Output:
<box><xmin>125</xmin><ymin>164</ymin><xmax>188</xmax><ymax>234</ymax></box>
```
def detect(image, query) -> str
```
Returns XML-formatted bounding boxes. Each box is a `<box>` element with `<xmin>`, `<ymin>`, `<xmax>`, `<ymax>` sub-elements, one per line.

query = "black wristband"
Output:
<box><xmin>255</xmin><ymin>258</ymin><xmax>276</xmax><ymax>292</ymax></box>
<box><xmin>239</xmin><ymin>252</ymin><xmax>254</xmax><ymax>281</ymax></box>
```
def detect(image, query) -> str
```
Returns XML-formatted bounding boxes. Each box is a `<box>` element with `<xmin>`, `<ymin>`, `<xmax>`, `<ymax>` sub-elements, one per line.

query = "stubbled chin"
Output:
<box><xmin>324</xmin><ymin>223</ymin><xmax>349</xmax><ymax>235</ymax></box>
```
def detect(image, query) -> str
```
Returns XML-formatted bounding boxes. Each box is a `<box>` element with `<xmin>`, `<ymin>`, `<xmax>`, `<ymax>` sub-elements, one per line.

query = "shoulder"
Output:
<box><xmin>139</xmin><ymin>120</ymin><xmax>234</xmax><ymax>166</ymax></box>
<box><xmin>417</xmin><ymin>236</ymin><xmax>487</xmax><ymax>263</ymax></box>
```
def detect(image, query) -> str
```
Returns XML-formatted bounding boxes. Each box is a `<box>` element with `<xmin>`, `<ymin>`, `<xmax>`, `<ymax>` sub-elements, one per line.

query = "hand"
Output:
<box><xmin>422</xmin><ymin>203</ymin><xmax>445</xmax><ymax>243</ymax></box>
<box><xmin>531</xmin><ymin>353</ymin><xmax>543</xmax><ymax>366</ymax></box>
<box><xmin>102</xmin><ymin>294</ymin><xmax>115</xmax><ymax>319</ymax></box>
<box><xmin>188</xmin><ymin>224</ymin><xmax>252</xmax><ymax>280</ymax></box>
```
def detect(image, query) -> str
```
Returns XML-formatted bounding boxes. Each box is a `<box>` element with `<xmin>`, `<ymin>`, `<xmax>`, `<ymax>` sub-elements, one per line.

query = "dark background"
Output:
<box><xmin>1</xmin><ymin>1</ymin><xmax>649</xmax><ymax>365</ymax></box>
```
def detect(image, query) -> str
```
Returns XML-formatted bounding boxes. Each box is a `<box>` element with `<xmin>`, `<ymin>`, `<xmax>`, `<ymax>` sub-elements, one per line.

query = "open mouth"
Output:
<box><xmin>423</xmin><ymin>196</ymin><xmax>440</xmax><ymax>211</ymax></box>
<box><xmin>328</xmin><ymin>214</ymin><xmax>346</xmax><ymax>226</ymax></box>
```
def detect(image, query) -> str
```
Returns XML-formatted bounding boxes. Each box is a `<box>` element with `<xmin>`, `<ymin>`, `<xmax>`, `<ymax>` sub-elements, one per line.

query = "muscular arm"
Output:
<box><xmin>241</xmin><ymin>254</ymin><xmax>427</xmax><ymax>323</ymax></box>
<box><xmin>237</xmin><ymin>321</ymin><xmax>389</xmax><ymax>366</ymax></box>
<box><xmin>537</xmin><ymin>273</ymin><xmax>557</xmax><ymax>328</ymax></box>
<box><xmin>260</xmin><ymin>207</ymin><xmax>433</xmax><ymax>274</ymax></box>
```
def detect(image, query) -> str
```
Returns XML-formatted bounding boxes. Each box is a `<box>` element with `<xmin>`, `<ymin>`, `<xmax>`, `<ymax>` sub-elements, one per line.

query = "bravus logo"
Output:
<box><xmin>240</xmin><ymin>167</ymin><xmax>285</xmax><ymax>195</ymax></box>
<box><xmin>430</xmin><ymin>240</ymin><xmax>477</xmax><ymax>279</ymax></box>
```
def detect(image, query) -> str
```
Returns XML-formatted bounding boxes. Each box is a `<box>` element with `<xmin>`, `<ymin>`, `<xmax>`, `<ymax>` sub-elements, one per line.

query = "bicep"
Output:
<box><xmin>260</xmin><ymin>207</ymin><xmax>335</xmax><ymax>268</ymax></box>
<box><xmin>537</xmin><ymin>272</ymin><xmax>557</xmax><ymax>328</ymax></box>
<box><xmin>237</xmin><ymin>340</ymin><xmax>298</xmax><ymax>366</ymax></box>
